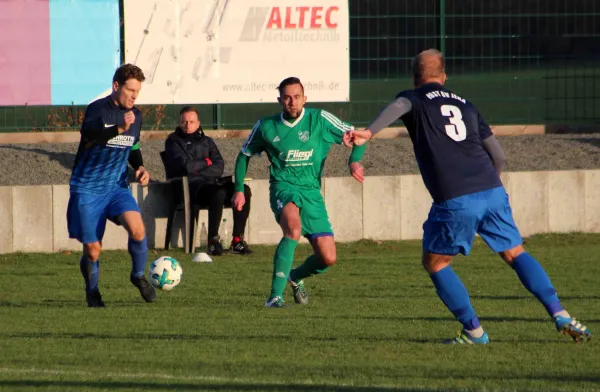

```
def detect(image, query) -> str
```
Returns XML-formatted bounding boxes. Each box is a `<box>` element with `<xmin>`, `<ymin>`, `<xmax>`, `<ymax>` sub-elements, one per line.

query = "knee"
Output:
<box><xmin>422</xmin><ymin>253</ymin><xmax>452</xmax><ymax>274</ymax></box>
<box><xmin>213</xmin><ymin>187</ymin><xmax>227</xmax><ymax>202</ymax></box>
<box><xmin>499</xmin><ymin>245</ymin><xmax>525</xmax><ymax>265</ymax></box>
<box><xmin>285</xmin><ymin>227</ymin><xmax>302</xmax><ymax>241</ymax></box>
<box><xmin>125</xmin><ymin>218</ymin><xmax>145</xmax><ymax>241</ymax></box>
<box><xmin>281</xmin><ymin>219</ymin><xmax>302</xmax><ymax>240</ymax></box>
<box><xmin>279</xmin><ymin>204</ymin><xmax>301</xmax><ymax>240</ymax></box>
<box><xmin>321</xmin><ymin>250</ymin><xmax>337</xmax><ymax>267</ymax></box>
<box><xmin>84</xmin><ymin>243</ymin><xmax>102</xmax><ymax>261</ymax></box>
<box><xmin>129</xmin><ymin>225</ymin><xmax>145</xmax><ymax>241</ymax></box>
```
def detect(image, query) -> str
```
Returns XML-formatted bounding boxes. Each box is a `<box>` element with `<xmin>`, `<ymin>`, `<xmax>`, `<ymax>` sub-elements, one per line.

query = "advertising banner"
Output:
<box><xmin>124</xmin><ymin>0</ymin><xmax>350</xmax><ymax>104</ymax></box>
<box><xmin>0</xmin><ymin>0</ymin><xmax>120</xmax><ymax>106</ymax></box>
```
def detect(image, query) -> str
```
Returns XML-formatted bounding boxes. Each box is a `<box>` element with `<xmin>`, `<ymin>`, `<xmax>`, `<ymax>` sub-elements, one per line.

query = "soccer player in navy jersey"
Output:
<box><xmin>348</xmin><ymin>49</ymin><xmax>591</xmax><ymax>343</ymax></box>
<box><xmin>67</xmin><ymin>64</ymin><xmax>155</xmax><ymax>307</ymax></box>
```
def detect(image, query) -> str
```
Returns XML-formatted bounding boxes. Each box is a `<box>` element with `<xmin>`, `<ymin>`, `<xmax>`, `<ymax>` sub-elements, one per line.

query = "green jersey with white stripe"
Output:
<box><xmin>241</xmin><ymin>108</ymin><xmax>354</xmax><ymax>190</ymax></box>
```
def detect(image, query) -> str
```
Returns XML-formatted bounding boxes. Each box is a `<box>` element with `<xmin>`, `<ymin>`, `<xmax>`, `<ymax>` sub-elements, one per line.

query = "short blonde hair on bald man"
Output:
<box><xmin>411</xmin><ymin>49</ymin><xmax>446</xmax><ymax>84</ymax></box>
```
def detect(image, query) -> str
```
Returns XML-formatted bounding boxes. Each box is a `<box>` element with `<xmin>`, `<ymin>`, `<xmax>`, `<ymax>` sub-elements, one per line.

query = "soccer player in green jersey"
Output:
<box><xmin>232</xmin><ymin>77</ymin><xmax>366</xmax><ymax>307</ymax></box>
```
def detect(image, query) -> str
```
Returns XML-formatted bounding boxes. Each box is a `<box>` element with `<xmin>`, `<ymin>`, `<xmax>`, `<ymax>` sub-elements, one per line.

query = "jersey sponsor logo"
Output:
<box><xmin>285</xmin><ymin>149</ymin><xmax>313</xmax><ymax>162</ymax></box>
<box><xmin>104</xmin><ymin>123</ymin><xmax>115</xmax><ymax>128</ymax></box>
<box><xmin>298</xmin><ymin>130</ymin><xmax>309</xmax><ymax>142</ymax></box>
<box><xmin>281</xmin><ymin>149</ymin><xmax>315</xmax><ymax>166</ymax></box>
<box><xmin>425</xmin><ymin>90</ymin><xmax>466</xmax><ymax>104</ymax></box>
<box><xmin>107</xmin><ymin>135</ymin><xmax>135</xmax><ymax>148</ymax></box>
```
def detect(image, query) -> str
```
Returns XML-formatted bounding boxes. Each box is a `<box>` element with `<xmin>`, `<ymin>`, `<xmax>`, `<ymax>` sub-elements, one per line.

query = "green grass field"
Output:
<box><xmin>1</xmin><ymin>234</ymin><xmax>599</xmax><ymax>392</ymax></box>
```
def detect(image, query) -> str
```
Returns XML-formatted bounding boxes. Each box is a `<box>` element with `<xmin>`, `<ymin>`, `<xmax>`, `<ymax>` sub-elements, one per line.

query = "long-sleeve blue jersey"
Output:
<box><xmin>396</xmin><ymin>83</ymin><xmax>502</xmax><ymax>203</ymax></box>
<box><xmin>69</xmin><ymin>96</ymin><xmax>142</xmax><ymax>195</ymax></box>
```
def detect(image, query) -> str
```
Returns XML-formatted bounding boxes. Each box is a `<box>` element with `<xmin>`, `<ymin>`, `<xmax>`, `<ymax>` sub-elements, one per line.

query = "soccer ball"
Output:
<box><xmin>148</xmin><ymin>256</ymin><xmax>182</xmax><ymax>291</ymax></box>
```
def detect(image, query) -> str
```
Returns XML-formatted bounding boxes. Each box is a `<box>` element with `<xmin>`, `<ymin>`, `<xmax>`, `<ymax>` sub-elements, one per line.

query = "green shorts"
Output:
<box><xmin>270</xmin><ymin>187</ymin><xmax>333</xmax><ymax>239</ymax></box>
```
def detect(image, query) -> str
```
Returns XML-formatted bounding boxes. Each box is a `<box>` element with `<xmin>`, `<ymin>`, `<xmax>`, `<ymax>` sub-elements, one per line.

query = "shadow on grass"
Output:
<box><xmin>470</xmin><ymin>295</ymin><xmax>600</xmax><ymax>301</ymax></box>
<box><xmin>3</xmin><ymin>328</ymin><xmax>593</xmax><ymax>345</ymax></box>
<box><xmin>0</xmin><ymin>380</ymin><xmax>445</xmax><ymax>392</ymax></box>
<box><xmin>2</xmin><ymin>373</ymin><xmax>600</xmax><ymax>391</ymax></box>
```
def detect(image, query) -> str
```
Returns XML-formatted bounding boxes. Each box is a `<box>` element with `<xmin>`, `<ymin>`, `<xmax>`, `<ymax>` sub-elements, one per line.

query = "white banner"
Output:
<box><xmin>124</xmin><ymin>0</ymin><xmax>349</xmax><ymax>104</ymax></box>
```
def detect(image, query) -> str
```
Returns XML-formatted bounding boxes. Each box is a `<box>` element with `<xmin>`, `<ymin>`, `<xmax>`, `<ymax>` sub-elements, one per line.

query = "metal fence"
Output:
<box><xmin>1</xmin><ymin>0</ymin><xmax>599</xmax><ymax>132</ymax></box>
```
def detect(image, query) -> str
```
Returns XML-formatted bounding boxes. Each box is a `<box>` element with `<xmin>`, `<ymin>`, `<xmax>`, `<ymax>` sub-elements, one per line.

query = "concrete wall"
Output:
<box><xmin>1</xmin><ymin>169</ymin><xmax>599</xmax><ymax>254</ymax></box>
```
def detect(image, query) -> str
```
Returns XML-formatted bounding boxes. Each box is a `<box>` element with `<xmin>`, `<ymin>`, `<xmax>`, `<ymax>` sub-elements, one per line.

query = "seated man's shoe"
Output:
<box><xmin>230</xmin><ymin>236</ymin><xmax>253</xmax><ymax>255</ymax></box>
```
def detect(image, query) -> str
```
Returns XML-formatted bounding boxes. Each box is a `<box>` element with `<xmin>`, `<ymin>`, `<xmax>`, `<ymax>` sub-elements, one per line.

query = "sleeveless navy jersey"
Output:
<box><xmin>70</xmin><ymin>96</ymin><xmax>142</xmax><ymax>195</ymax></box>
<box><xmin>397</xmin><ymin>82</ymin><xmax>502</xmax><ymax>203</ymax></box>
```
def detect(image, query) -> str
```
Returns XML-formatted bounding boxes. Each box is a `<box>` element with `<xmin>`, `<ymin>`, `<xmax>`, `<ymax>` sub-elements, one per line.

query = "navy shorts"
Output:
<box><xmin>67</xmin><ymin>187</ymin><xmax>140</xmax><ymax>244</ymax></box>
<box><xmin>422</xmin><ymin>186</ymin><xmax>523</xmax><ymax>256</ymax></box>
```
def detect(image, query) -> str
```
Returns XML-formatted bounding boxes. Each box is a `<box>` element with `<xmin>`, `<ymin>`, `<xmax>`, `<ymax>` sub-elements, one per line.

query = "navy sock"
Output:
<box><xmin>80</xmin><ymin>256</ymin><xmax>99</xmax><ymax>294</ymax></box>
<box><xmin>430</xmin><ymin>265</ymin><xmax>480</xmax><ymax>331</ymax></box>
<box><xmin>512</xmin><ymin>252</ymin><xmax>563</xmax><ymax>317</ymax></box>
<box><xmin>128</xmin><ymin>237</ymin><xmax>148</xmax><ymax>278</ymax></box>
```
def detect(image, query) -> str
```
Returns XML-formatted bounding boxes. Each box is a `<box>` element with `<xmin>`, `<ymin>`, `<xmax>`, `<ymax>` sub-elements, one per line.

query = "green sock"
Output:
<box><xmin>289</xmin><ymin>254</ymin><xmax>329</xmax><ymax>282</ymax></box>
<box><xmin>270</xmin><ymin>237</ymin><xmax>299</xmax><ymax>298</ymax></box>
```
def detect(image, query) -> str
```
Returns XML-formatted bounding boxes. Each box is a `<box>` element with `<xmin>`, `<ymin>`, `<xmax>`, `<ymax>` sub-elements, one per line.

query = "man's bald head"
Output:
<box><xmin>411</xmin><ymin>49</ymin><xmax>447</xmax><ymax>87</ymax></box>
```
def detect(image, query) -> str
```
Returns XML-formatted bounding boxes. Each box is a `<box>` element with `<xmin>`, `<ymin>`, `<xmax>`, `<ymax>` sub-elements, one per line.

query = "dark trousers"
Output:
<box><xmin>195</xmin><ymin>183</ymin><xmax>251</xmax><ymax>239</ymax></box>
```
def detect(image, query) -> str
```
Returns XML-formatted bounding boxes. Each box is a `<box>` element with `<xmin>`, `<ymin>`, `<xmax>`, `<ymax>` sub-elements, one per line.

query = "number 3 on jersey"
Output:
<box><xmin>440</xmin><ymin>105</ymin><xmax>467</xmax><ymax>141</ymax></box>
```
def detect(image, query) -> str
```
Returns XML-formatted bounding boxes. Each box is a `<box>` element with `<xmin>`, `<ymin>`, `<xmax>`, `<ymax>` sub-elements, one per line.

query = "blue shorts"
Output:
<box><xmin>422</xmin><ymin>186</ymin><xmax>522</xmax><ymax>256</ymax></box>
<box><xmin>67</xmin><ymin>187</ymin><xmax>140</xmax><ymax>244</ymax></box>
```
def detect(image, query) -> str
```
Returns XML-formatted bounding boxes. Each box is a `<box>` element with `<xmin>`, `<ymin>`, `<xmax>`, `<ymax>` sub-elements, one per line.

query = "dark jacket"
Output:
<box><xmin>164</xmin><ymin>127</ymin><xmax>225</xmax><ymax>194</ymax></box>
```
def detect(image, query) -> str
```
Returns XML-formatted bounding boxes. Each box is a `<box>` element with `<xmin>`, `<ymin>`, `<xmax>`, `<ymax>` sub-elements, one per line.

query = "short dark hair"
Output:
<box><xmin>113</xmin><ymin>64</ymin><xmax>146</xmax><ymax>85</ymax></box>
<box><xmin>179</xmin><ymin>106</ymin><xmax>199</xmax><ymax>117</ymax></box>
<box><xmin>277</xmin><ymin>77</ymin><xmax>304</xmax><ymax>95</ymax></box>
<box><xmin>411</xmin><ymin>49</ymin><xmax>445</xmax><ymax>83</ymax></box>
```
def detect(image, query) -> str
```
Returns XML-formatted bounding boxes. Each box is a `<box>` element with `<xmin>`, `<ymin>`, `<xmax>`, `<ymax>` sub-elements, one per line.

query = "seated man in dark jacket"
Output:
<box><xmin>164</xmin><ymin>106</ymin><xmax>252</xmax><ymax>255</ymax></box>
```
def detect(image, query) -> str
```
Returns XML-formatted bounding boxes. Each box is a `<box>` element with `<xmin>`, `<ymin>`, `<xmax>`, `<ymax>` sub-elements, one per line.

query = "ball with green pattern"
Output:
<box><xmin>148</xmin><ymin>256</ymin><xmax>182</xmax><ymax>291</ymax></box>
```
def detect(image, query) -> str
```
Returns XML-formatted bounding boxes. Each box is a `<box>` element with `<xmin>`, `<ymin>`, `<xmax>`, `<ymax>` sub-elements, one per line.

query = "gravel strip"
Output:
<box><xmin>0</xmin><ymin>134</ymin><xmax>598</xmax><ymax>186</ymax></box>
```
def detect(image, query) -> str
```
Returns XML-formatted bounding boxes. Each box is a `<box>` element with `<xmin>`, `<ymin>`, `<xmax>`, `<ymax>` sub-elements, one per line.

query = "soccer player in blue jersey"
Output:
<box><xmin>348</xmin><ymin>49</ymin><xmax>591</xmax><ymax>343</ymax></box>
<box><xmin>67</xmin><ymin>64</ymin><xmax>156</xmax><ymax>307</ymax></box>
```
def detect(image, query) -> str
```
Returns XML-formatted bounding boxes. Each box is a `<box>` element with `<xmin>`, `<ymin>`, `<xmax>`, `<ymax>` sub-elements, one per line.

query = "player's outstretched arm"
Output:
<box><xmin>348</xmin><ymin>129</ymin><xmax>373</xmax><ymax>146</ymax></box>
<box><xmin>347</xmin><ymin>96</ymin><xmax>413</xmax><ymax>147</ymax></box>
<box><xmin>342</xmin><ymin>130</ymin><xmax>370</xmax><ymax>147</ymax></box>
<box><xmin>368</xmin><ymin>96</ymin><xmax>412</xmax><ymax>135</ymax></box>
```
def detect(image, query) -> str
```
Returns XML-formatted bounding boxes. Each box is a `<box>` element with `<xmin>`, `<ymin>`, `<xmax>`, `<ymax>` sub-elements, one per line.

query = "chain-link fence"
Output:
<box><xmin>1</xmin><ymin>0</ymin><xmax>598</xmax><ymax>132</ymax></box>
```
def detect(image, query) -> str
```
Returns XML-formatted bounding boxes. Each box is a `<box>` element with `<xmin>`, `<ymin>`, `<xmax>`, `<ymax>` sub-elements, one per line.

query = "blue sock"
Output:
<box><xmin>512</xmin><ymin>252</ymin><xmax>563</xmax><ymax>317</ymax></box>
<box><xmin>128</xmin><ymin>237</ymin><xmax>148</xmax><ymax>278</ymax></box>
<box><xmin>430</xmin><ymin>265</ymin><xmax>480</xmax><ymax>331</ymax></box>
<box><xmin>80</xmin><ymin>256</ymin><xmax>99</xmax><ymax>294</ymax></box>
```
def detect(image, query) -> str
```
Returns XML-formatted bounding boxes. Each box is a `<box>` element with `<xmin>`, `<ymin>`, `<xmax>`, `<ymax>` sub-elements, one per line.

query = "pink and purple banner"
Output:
<box><xmin>0</xmin><ymin>0</ymin><xmax>120</xmax><ymax>106</ymax></box>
